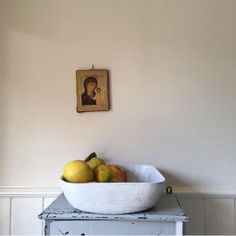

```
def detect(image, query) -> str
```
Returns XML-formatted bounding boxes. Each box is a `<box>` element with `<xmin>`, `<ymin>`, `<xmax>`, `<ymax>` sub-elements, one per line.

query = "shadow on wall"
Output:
<box><xmin>159</xmin><ymin>169</ymin><xmax>194</xmax><ymax>192</ymax></box>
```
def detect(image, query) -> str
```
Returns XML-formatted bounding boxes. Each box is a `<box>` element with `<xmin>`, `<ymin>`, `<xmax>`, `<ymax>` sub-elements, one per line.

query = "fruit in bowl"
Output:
<box><xmin>94</xmin><ymin>164</ymin><xmax>128</xmax><ymax>182</ymax></box>
<box><xmin>62</xmin><ymin>152</ymin><xmax>128</xmax><ymax>183</ymax></box>
<box><xmin>94</xmin><ymin>164</ymin><xmax>112</xmax><ymax>182</ymax></box>
<box><xmin>87</xmin><ymin>157</ymin><xmax>105</xmax><ymax>171</ymax></box>
<box><xmin>59</xmin><ymin>163</ymin><xmax>166</xmax><ymax>214</ymax></box>
<box><xmin>109</xmin><ymin>165</ymin><xmax>128</xmax><ymax>182</ymax></box>
<box><xmin>63</xmin><ymin>160</ymin><xmax>94</xmax><ymax>183</ymax></box>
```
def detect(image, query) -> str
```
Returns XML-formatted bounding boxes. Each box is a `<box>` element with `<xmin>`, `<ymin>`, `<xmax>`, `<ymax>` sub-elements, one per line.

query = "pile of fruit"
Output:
<box><xmin>62</xmin><ymin>152</ymin><xmax>127</xmax><ymax>183</ymax></box>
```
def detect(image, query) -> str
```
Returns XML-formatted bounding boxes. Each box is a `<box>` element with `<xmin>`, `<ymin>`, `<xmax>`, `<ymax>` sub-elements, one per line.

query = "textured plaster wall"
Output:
<box><xmin>0</xmin><ymin>0</ymin><xmax>236</xmax><ymax>191</ymax></box>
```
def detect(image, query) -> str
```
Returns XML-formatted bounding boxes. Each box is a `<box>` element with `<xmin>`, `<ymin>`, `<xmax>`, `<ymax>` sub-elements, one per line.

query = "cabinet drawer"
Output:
<box><xmin>48</xmin><ymin>220</ymin><xmax>176</xmax><ymax>235</ymax></box>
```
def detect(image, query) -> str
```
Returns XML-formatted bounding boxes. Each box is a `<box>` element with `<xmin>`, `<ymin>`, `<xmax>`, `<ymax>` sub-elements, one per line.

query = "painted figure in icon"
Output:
<box><xmin>81</xmin><ymin>76</ymin><xmax>98</xmax><ymax>105</ymax></box>
<box><xmin>82</xmin><ymin>76</ymin><xmax>104</xmax><ymax>106</ymax></box>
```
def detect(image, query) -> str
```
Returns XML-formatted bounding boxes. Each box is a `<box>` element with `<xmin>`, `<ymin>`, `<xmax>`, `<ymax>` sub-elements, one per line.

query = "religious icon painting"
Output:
<box><xmin>76</xmin><ymin>69</ymin><xmax>110</xmax><ymax>112</ymax></box>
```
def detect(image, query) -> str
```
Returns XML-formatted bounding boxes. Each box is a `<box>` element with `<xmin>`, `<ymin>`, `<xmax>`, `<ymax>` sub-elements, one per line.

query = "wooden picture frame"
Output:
<box><xmin>76</xmin><ymin>69</ymin><xmax>110</xmax><ymax>113</ymax></box>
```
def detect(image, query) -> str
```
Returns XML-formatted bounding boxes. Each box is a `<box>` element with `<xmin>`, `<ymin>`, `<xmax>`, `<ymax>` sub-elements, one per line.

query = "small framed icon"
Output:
<box><xmin>76</xmin><ymin>69</ymin><xmax>110</xmax><ymax>113</ymax></box>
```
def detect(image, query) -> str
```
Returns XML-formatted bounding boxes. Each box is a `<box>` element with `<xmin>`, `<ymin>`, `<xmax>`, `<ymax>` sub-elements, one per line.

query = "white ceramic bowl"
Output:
<box><xmin>59</xmin><ymin>164</ymin><xmax>165</xmax><ymax>214</ymax></box>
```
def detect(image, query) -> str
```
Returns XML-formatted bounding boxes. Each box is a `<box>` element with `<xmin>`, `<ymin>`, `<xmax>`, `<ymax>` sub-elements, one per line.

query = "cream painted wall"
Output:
<box><xmin>0</xmin><ymin>0</ymin><xmax>236</xmax><ymax>192</ymax></box>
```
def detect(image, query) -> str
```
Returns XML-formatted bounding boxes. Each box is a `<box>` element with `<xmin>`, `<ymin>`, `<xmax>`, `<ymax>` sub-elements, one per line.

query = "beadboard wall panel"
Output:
<box><xmin>178</xmin><ymin>195</ymin><xmax>205</xmax><ymax>235</ymax></box>
<box><xmin>0</xmin><ymin>197</ymin><xmax>10</xmax><ymax>235</ymax></box>
<box><xmin>1</xmin><ymin>191</ymin><xmax>236</xmax><ymax>235</ymax></box>
<box><xmin>205</xmin><ymin>198</ymin><xmax>235</xmax><ymax>235</ymax></box>
<box><xmin>11</xmin><ymin>198</ymin><xmax>43</xmax><ymax>235</ymax></box>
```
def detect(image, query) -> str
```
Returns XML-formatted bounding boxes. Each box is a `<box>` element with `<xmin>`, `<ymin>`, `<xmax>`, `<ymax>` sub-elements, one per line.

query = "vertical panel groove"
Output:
<box><xmin>203</xmin><ymin>197</ymin><xmax>207</xmax><ymax>235</ymax></box>
<box><xmin>9</xmin><ymin>197</ymin><xmax>12</xmax><ymax>236</ymax></box>
<box><xmin>41</xmin><ymin>197</ymin><xmax>44</xmax><ymax>236</ymax></box>
<box><xmin>234</xmin><ymin>198</ymin><xmax>236</xmax><ymax>235</ymax></box>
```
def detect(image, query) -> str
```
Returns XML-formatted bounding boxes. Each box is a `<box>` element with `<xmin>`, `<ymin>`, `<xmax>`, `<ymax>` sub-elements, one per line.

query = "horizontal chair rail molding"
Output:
<box><xmin>2</xmin><ymin>186</ymin><xmax>236</xmax><ymax>196</ymax></box>
<box><xmin>174</xmin><ymin>186</ymin><xmax>236</xmax><ymax>196</ymax></box>
<box><xmin>0</xmin><ymin>187</ymin><xmax>61</xmax><ymax>197</ymax></box>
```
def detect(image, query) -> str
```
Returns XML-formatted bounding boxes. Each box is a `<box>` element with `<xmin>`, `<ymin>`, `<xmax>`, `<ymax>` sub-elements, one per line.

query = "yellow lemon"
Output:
<box><xmin>63</xmin><ymin>160</ymin><xmax>94</xmax><ymax>183</ymax></box>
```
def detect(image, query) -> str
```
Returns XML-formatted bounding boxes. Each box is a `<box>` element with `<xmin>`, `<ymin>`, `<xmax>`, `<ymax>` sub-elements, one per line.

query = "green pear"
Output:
<box><xmin>87</xmin><ymin>157</ymin><xmax>105</xmax><ymax>171</ymax></box>
<box><xmin>94</xmin><ymin>164</ymin><xmax>112</xmax><ymax>182</ymax></box>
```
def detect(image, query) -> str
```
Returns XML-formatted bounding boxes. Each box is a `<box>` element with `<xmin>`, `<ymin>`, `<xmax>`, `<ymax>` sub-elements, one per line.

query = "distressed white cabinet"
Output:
<box><xmin>39</xmin><ymin>194</ymin><xmax>188</xmax><ymax>235</ymax></box>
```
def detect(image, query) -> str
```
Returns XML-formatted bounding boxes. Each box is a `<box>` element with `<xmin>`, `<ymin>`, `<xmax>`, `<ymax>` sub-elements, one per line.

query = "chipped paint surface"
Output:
<box><xmin>39</xmin><ymin>194</ymin><xmax>189</xmax><ymax>222</ymax></box>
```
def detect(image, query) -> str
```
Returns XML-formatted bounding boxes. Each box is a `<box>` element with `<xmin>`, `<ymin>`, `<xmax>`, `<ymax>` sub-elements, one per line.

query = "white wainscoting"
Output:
<box><xmin>0</xmin><ymin>188</ymin><xmax>60</xmax><ymax>235</ymax></box>
<box><xmin>178</xmin><ymin>194</ymin><xmax>236</xmax><ymax>235</ymax></box>
<box><xmin>0</xmin><ymin>188</ymin><xmax>236</xmax><ymax>235</ymax></box>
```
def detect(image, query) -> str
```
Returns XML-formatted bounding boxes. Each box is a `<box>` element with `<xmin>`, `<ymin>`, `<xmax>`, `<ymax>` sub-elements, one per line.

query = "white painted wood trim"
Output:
<box><xmin>174</xmin><ymin>186</ymin><xmax>236</xmax><ymax>196</ymax></box>
<box><xmin>175</xmin><ymin>221</ymin><xmax>183</xmax><ymax>235</ymax></box>
<box><xmin>234</xmin><ymin>198</ymin><xmax>236</xmax><ymax>235</ymax></box>
<box><xmin>0</xmin><ymin>187</ymin><xmax>61</xmax><ymax>197</ymax></box>
<box><xmin>2</xmin><ymin>186</ymin><xmax>236</xmax><ymax>196</ymax></box>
